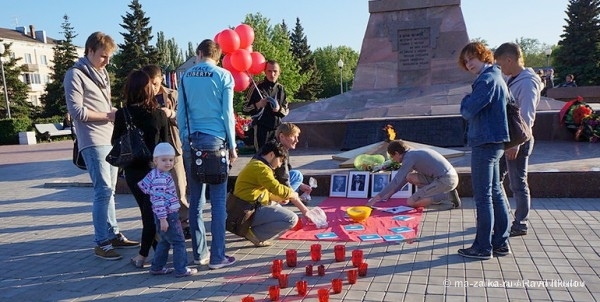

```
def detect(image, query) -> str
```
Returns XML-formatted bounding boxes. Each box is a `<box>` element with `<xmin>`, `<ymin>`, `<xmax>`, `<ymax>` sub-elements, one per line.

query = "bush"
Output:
<box><xmin>0</xmin><ymin>117</ymin><xmax>33</xmax><ymax>145</ymax></box>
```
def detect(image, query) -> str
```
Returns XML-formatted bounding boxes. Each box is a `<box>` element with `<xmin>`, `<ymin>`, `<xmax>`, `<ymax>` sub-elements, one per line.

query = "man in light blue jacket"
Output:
<box><xmin>177</xmin><ymin>39</ymin><xmax>238</xmax><ymax>270</ymax></box>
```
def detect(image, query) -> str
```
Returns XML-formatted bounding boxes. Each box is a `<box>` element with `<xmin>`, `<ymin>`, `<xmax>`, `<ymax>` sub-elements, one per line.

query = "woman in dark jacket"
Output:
<box><xmin>111</xmin><ymin>70</ymin><xmax>170</xmax><ymax>268</ymax></box>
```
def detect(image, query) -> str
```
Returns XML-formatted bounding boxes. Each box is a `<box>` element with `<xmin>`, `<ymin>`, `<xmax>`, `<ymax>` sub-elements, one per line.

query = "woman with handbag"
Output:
<box><xmin>111</xmin><ymin>70</ymin><xmax>171</xmax><ymax>268</ymax></box>
<box><xmin>457</xmin><ymin>42</ymin><xmax>511</xmax><ymax>260</ymax></box>
<box><xmin>229</xmin><ymin>141</ymin><xmax>309</xmax><ymax>247</ymax></box>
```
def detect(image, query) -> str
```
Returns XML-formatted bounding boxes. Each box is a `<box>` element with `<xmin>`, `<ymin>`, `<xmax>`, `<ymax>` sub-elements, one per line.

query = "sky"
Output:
<box><xmin>0</xmin><ymin>0</ymin><xmax>571</xmax><ymax>52</ymax></box>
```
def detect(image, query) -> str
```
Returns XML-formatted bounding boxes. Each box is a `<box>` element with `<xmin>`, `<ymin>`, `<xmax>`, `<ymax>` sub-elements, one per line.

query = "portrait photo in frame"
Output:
<box><xmin>371</xmin><ymin>172</ymin><xmax>390</xmax><ymax>197</ymax></box>
<box><xmin>390</xmin><ymin>170</ymin><xmax>413</xmax><ymax>198</ymax></box>
<box><xmin>329</xmin><ymin>174</ymin><xmax>348</xmax><ymax>197</ymax></box>
<box><xmin>347</xmin><ymin>171</ymin><xmax>369</xmax><ymax>198</ymax></box>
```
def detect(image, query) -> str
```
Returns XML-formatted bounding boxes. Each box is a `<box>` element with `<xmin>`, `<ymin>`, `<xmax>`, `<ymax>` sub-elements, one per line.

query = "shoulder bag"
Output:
<box><xmin>225</xmin><ymin>193</ymin><xmax>262</xmax><ymax>237</ymax></box>
<box><xmin>505</xmin><ymin>99</ymin><xmax>532</xmax><ymax>150</ymax></box>
<box><xmin>106</xmin><ymin>107</ymin><xmax>152</xmax><ymax>168</ymax></box>
<box><xmin>72</xmin><ymin>138</ymin><xmax>86</xmax><ymax>170</ymax></box>
<box><xmin>181</xmin><ymin>79</ymin><xmax>229</xmax><ymax>184</ymax></box>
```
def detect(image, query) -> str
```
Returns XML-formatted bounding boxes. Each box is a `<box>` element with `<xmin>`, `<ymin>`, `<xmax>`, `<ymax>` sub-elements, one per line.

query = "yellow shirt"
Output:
<box><xmin>233</xmin><ymin>157</ymin><xmax>293</xmax><ymax>205</ymax></box>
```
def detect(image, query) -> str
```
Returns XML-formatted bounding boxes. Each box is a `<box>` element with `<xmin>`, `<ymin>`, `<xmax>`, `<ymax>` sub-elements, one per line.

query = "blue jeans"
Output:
<box><xmin>150</xmin><ymin>212</ymin><xmax>188</xmax><ymax>275</ymax></box>
<box><xmin>470</xmin><ymin>143</ymin><xmax>510</xmax><ymax>253</ymax></box>
<box><xmin>500</xmin><ymin>139</ymin><xmax>534</xmax><ymax>232</ymax></box>
<box><xmin>289</xmin><ymin>170</ymin><xmax>303</xmax><ymax>192</ymax></box>
<box><xmin>251</xmin><ymin>204</ymin><xmax>298</xmax><ymax>242</ymax></box>
<box><xmin>183</xmin><ymin>132</ymin><xmax>228</xmax><ymax>265</ymax></box>
<box><xmin>81</xmin><ymin>145</ymin><xmax>119</xmax><ymax>246</ymax></box>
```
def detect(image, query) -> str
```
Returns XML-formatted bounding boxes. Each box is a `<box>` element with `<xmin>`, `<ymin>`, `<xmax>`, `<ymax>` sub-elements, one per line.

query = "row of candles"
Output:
<box><xmin>242</xmin><ymin>244</ymin><xmax>368</xmax><ymax>301</ymax></box>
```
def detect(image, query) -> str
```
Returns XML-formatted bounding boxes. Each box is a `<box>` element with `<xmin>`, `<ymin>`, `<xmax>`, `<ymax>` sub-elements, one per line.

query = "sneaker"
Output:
<box><xmin>509</xmin><ymin>229</ymin><xmax>527</xmax><ymax>237</ymax></box>
<box><xmin>208</xmin><ymin>256</ymin><xmax>236</xmax><ymax>270</ymax></box>
<box><xmin>457</xmin><ymin>247</ymin><xmax>492</xmax><ymax>260</ymax></box>
<box><xmin>175</xmin><ymin>267</ymin><xmax>198</xmax><ymax>278</ymax></box>
<box><xmin>245</xmin><ymin>229</ymin><xmax>273</xmax><ymax>247</ymax></box>
<box><xmin>450</xmin><ymin>189</ymin><xmax>461</xmax><ymax>208</ymax></box>
<box><xmin>94</xmin><ymin>244</ymin><xmax>122</xmax><ymax>260</ymax></box>
<box><xmin>193</xmin><ymin>253</ymin><xmax>210</xmax><ymax>265</ymax></box>
<box><xmin>149</xmin><ymin>267</ymin><xmax>174</xmax><ymax>275</ymax></box>
<box><xmin>110</xmin><ymin>233</ymin><xmax>140</xmax><ymax>249</ymax></box>
<box><xmin>493</xmin><ymin>244</ymin><xmax>511</xmax><ymax>256</ymax></box>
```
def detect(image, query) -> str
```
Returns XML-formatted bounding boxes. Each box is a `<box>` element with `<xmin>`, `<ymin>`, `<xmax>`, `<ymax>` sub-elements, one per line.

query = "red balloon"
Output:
<box><xmin>244</xmin><ymin>44</ymin><xmax>253</xmax><ymax>53</ymax></box>
<box><xmin>218</xmin><ymin>29</ymin><xmax>240</xmax><ymax>54</ymax></box>
<box><xmin>214</xmin><ymin>32</ymin><xmax>220</xmax><ymax>45</ymax></box>
<box><xmin>248</xmin><ymin>52</ymin><xmax>266</xmax><ymax>75</ymax></box>
<box><xmin>231</xmin><ymin>70</ymin><xmax>250</xmax><ymax>92</ymax></box>
<box><xmin>235</xmin><ymin>24</ymin><xmax>255</xmax><ymax>49</ymax></box>
<box><xmin>230</xmin><ymin>49</ymin><xmax>252</xmax><ymax>72</ymax></box>
<box><xmin>221</xmin><ymin>54</ymin><xmax>234</xmax><ymax>71</ymax></box>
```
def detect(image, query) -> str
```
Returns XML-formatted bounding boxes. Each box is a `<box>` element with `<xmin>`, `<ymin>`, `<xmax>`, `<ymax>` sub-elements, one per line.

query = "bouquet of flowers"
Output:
<box><xmin>576</xmin><ymin>113</ymin><xmax>600</xmax><ymax>142</ymax></box>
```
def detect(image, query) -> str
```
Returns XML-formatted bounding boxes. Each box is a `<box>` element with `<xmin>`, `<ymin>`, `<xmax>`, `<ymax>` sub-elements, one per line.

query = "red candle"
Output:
<box><xmin>351</xmin><ymin>249</ymin><xmax>363</xmax><ymax>267</ymax></box>
<box><xmin>358</xmin><ymin>262</ymin><xmax>368</xmax><ymax>277</ymax></box>
<box><xmin>296</xmin><ymin>280</ymin><xmax>308</xmax><ymax>296</ymax></box>
<box><xmin>347</xmin><ymin>269</ymin><xmax>358</xmax><ymax>284</ymax></box>
<box><xmin>334</xmin><ymin>245</ymin><xmax>346</xmax><ymax>262</ymax></box>
<box><xmin>285</xmin><ymin>249</ymin><xmax>297</xmax><ymax>267</ymax></box>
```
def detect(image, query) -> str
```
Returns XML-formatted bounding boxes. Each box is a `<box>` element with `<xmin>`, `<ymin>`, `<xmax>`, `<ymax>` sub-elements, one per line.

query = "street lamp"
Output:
<box><xmin>337</xmin><ymin>58</ymin><xmax>344</xmax><ymax>94</ymax></box>
<box><xmin>545</xmin><ymin>48</ymin><xmax>552</xmax><ymax>67</ymax></box>
<box><xmin>0</xmin><ymin>44</ymin><xmax>10</xmax><ymax>119</ymax></box>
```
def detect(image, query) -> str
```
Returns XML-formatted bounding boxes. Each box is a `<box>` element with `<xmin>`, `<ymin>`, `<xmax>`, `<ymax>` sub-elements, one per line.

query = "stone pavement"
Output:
<box><xmin>0</xmin><ymin>141</ymin><xmax>599</xmax><ymax>301</ymax></box>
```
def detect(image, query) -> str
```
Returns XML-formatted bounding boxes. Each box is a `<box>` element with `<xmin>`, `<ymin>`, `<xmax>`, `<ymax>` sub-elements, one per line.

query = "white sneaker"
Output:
<box><xmin>193</xmin><ymin>253</ymin><xmax>210</xmax><ymax>265</ymax></box>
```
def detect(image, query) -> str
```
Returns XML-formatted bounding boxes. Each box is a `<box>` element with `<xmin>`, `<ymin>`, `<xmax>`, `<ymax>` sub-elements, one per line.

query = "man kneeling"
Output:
<box><xmin>366</xmin><ymin>140</ymin><xmax>461</xmax><ymax>209</ymax></box>
<box><xmin>227</xmin><ymin>141</ymin><xmax>309</xmax><ymax>246</ymax></box>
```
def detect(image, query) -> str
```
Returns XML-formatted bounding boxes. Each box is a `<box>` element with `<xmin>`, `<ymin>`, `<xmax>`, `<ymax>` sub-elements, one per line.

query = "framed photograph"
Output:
<box><xmin>371</xmin><ymin>172</ymin><xmax>390</xmax><ymax>197</ymax></box>
<box><xmin>329</xmin><ymin>174</ymin><xmax>348</xmax><ymax>197</ymax></box>
<box><xmin>347</xmin><ymin>171</ymin><xmax>369</xmax><ymax>198</ymax></box>
<box><xmin>390</xmin><ymin>170</ymin><xmax>413</xmax><ymax>198</ymax></box>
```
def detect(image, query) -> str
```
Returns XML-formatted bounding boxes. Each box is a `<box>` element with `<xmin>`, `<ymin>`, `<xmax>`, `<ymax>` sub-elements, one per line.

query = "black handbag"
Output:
<box><xmin>190</xmin><ymin>145</ymin><xmax>229</xmax><ymax>184</ymax></box>
<box><xmin>505</xmin><ymin>100</ymin><xmax>532</xmax><ymax>150</ymax></box>
<box><xmin>72</xmin><ymin>138</ymin><xmax>86</xmax><ymax>170</ymax></box>
<box><xmin>106</xmin><ymin>108</ymin><xmax>152</xmax><ymax>168</ymax></box>
<box><xmin>225</xmin><ymin>193</ymin><xmax>261</xmax><ymax>237</ymax></box>
<box><xmin>181</xmin><ymin>80</ymin><xmax>230</xmax><ymax>184</ymax></box>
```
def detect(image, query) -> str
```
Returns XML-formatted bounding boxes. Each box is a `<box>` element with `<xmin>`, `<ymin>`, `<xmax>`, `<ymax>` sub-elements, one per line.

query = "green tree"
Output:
<box><xmin>156</xmin><ymin>31</ymin><xmax>184</xmax><ymax>71</ymax></box>
<box><xmin>0</xmin><ymin>41</ymin><xmax>33</xmax><ymax>119</ymax></box>
<box><xmin>512</xmin><ymin>37</ymin><xmax>554</xmax><ymax>68</ymax></box>
<box><xmin>239</xmin><ymin>13</ymin><xmax>308</xmax><ymax>111</ymax></box>
<box><xmin>40</xmin><ymin>14</ymin><xmax>79</xmax><ymax>117</ymax></box>
<box><xmin>553</xmin><ymin>0</ymin><xmax>600</xmax><ymax>86</ymax></box>
<box><xmin>289</xmin><ymin>17</ymin><xmax>322</xmax><ymax>101</ymax></box>
<box><xmin>313</xmin><ymin>45</ymin><xmax>359</xmax><ymax>98</ymax></box>
<box><xmin>111</xmin><ymin>0</ymin><xmax>161</xmax><ymax>99</ymax></box>
<box><xmin>185</xmin><ymin>42</ymin><xmax>195</xmax><ymax>60</ymax></box>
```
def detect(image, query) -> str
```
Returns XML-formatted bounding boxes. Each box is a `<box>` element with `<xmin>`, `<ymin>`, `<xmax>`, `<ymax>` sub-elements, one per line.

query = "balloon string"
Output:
<box><xmin>246</xmin><ymin>71</ymin><xmax>264</xmax><ymax>99</ymax></box>
<box><xmin>246</xmin><ymin>71</ymin><xmax>265</xmax><ymax>120</ymax></box>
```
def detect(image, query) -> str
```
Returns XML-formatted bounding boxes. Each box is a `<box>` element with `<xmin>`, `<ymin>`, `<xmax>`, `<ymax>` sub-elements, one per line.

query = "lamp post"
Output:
<box><xmin>0</xmin><ymin>44</ymin><xmax>10</xmax><ymax>119</ymax></box>
<box><xmin>337</xmin><ymin>58</ymin><xmax>344</xmax><ymax>94</ymax></box>
<box><xmin>545</xmin><ymin>48</ymin><xmax>552</xmax><ymax>67</ymax></box>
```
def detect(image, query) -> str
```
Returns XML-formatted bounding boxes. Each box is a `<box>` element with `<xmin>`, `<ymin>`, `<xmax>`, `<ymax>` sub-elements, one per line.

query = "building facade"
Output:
<box><xmin>0</xmin><ymin>25</ymin><xmax>84</xmax><ymax>106</ymax></box>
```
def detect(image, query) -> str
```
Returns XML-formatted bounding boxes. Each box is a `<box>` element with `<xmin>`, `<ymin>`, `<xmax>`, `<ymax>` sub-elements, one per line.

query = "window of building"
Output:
<box><xmin>24</xmin><ymin>53</ymin><xmax>32</xmax><ymax>64</ymax></box>
<box><xmin>23</xmin><ymin>73</ymin><xmax>41</xmax><ymax>84</ymax></box>
<box><xmin>40</xmin><ymin>55</ymin><xmax>47</xmax><ymax>65</ymax></box>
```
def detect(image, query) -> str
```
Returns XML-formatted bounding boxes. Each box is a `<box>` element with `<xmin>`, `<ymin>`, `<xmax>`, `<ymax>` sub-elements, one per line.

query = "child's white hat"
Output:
<box><xmin>154</xmin><ymin>142</ymin><xmax>175</xmax><ymax>157</ymax></box>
